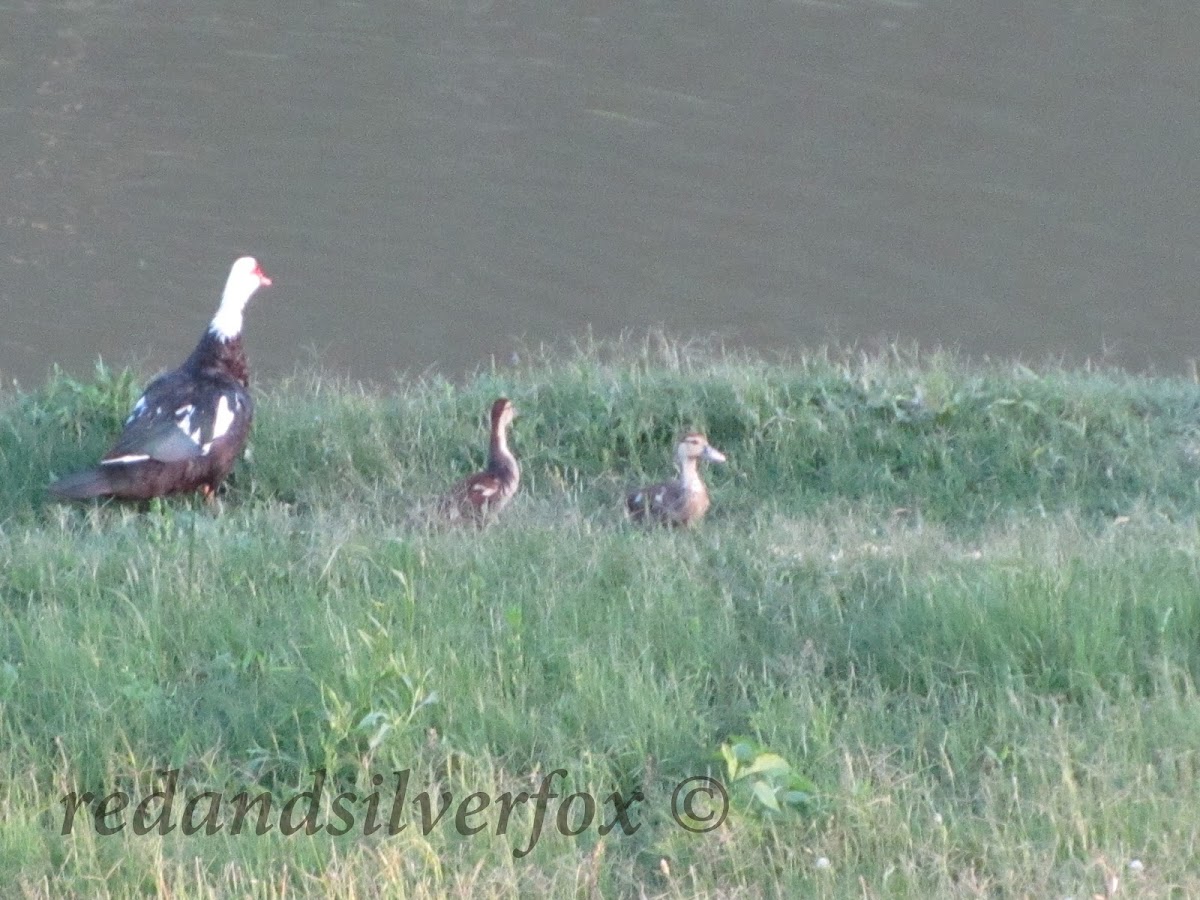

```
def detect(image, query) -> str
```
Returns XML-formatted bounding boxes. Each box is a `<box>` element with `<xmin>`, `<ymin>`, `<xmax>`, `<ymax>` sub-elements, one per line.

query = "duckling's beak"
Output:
<box><xmin>702</xmin><ymin>445</ymin><xmax>726</xmax><ymax>463</ymax></box>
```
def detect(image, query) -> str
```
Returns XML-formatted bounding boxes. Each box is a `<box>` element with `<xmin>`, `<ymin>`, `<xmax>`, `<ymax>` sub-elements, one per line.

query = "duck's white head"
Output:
<box><xmin>675</xmin><ymin>433</ymin><xmax>726</xmax><ymax>466</ymax></box>
<box><xmin>209</xmin><ymin>256</ymin><xmax>272</xmax><ymax>340</ymax></box>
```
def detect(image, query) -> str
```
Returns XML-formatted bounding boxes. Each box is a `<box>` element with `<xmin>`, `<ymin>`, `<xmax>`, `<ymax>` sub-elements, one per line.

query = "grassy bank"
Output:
<box><xmin>3</xmin><ymin>340</ymin><xmax>1200</xmax><ymax>897</ymax></box>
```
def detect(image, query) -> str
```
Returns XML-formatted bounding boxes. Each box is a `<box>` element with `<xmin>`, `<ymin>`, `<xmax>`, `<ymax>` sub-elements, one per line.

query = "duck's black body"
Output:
<box><xmin>50</xmin><ymin>257</ymin><xmax>270</xmax><ymax>502</ymax></box>
<box><xmin>51</xmin><ymin>337</ymin><xmax>253</xmax><ymax>500</ymax></box>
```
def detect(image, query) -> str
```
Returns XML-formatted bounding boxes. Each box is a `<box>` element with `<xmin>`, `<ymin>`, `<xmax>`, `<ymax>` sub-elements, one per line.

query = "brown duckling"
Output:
<box><xmin>439</xmin><ymin>398</ymin><xmax>520</xmax><ymax>524</ymax></box>
<box><xmin>626</xmin><ymin>432</ymin><xmax>726</xmax><ymax>526</ymax></box>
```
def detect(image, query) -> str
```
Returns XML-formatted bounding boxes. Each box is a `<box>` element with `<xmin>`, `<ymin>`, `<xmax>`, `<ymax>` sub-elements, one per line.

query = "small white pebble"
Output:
<box><xmin>815</xmin><ymin>857</ymin><xmax>831</xmax><ymax>870</ymax></box>
<box><xmin>1128</xmin><ymin>859</ymin><xmax>1144</xmax><ymax>872</ymax></box>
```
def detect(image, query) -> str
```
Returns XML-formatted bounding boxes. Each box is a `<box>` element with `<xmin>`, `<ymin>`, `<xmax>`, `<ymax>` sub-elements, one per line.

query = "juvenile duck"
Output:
<box><xmin>439</xmin><ymin>398</ymin><xmax>520</xmax><ymax>524</ymax></box>
<box><xmin>626</xmin><ymin>432</ymin><xmax>726</xmax><ymax>526</ymax></box>
<box><xmin>49</xmin><ymin>256</ymin><xmax>272</xmax><ymax>502</ymax></box>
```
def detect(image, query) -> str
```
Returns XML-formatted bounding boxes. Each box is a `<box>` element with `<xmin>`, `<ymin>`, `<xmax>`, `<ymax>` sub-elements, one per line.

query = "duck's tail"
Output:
<box><xmin>48</xmin><ymin>468</ymin><xmax>115</xmax><ymax>501</ymax></box>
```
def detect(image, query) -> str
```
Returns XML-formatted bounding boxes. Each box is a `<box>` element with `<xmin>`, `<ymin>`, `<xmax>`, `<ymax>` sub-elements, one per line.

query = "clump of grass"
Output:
<box><xmin>2</xmin><ymin>339</ymin><xmax>1200</xmax><ymax>896</ymax></box>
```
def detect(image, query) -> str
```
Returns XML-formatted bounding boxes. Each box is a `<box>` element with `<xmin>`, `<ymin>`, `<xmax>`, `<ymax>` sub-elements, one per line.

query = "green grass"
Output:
<box><xmin>4</xmin><ymin>339</ymin><xmax>1200</xmax><ymax>897</ymax></box>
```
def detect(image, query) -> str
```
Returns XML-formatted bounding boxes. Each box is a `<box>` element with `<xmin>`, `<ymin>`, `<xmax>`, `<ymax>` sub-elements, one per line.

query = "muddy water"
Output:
<box><xmin>3</xmin><ymin>0</ymin><xmax>1198</xmax><ymax>386</ymax></box>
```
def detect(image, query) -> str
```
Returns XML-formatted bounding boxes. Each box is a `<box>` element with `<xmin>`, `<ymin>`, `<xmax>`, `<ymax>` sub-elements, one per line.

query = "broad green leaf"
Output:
<box><xmin>751</xmin><ymin>780</ymin><xmax>781</xmax><ymax>812</ymax></box>
<box><xmin>746</xmin><ymin>753</ymin><xmax>790</xmax><ymax>776</ymax></box>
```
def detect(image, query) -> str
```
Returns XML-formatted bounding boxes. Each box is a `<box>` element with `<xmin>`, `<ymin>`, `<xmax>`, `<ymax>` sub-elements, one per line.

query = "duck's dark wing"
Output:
<box><xmin>105</xmin><ymin>372</ymin><xmax>251</xmax><ymax>464</ymax></box>
<box><xmin>626</xmin><ymin>480</ymin><xmax>685</xmax><ymax>523</ymax></box>
<box><xmin>452</xmin><ymin>472</ymin><xmax>505</xmax><ymax>505</ymax></box>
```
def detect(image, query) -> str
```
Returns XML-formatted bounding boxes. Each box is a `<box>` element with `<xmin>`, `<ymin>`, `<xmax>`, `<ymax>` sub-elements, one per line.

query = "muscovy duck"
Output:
<box><xmin>49</xmin><ymin>256</ymin><xmax>272</xmax><ymax>501</ymax></box>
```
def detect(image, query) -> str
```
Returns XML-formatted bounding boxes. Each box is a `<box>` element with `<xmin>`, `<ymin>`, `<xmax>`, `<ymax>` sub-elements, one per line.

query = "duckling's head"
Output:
<box><xmin>676</xmin><ymin>432</ymin><xmax>726</xmax><ymax>465</ymax></box>
<box><xmin>490</xmin><ymin>397</ymin><xmax>516</xmax><ymax>432</ymax></box>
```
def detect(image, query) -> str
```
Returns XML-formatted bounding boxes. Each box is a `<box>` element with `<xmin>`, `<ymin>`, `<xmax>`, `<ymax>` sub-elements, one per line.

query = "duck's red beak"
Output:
<box><xmin>255</xmin><ymin>263</ymin><xmax>273</xmax><ymax>287</ymax></box>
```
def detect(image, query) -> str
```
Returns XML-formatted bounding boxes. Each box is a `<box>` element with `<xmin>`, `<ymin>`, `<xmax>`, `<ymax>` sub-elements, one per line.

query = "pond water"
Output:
<box><xmin>3</xmin><ymin>0</ymin><xmax>1198</xmax><ymax>386</ymax></box>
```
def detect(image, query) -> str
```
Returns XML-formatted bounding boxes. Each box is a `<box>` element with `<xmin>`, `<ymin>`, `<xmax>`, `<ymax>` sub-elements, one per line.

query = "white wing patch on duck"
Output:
<box><xmin>101</xmin><ymin>453</ymin><xmax>152</xmax><ymax>465</ymax></box>
<box><xmin>174</xmin><ymin>404</ymin><xmax>197</xmax><ymax>442</ymax></box>
<box><xmin>212</xmin><ymin>395</ymin><xmax>236</xmax><ymax>439</ymax></box>
<box><xmin>126</xmin><ymin>396</ymin><xmax>149</xmax><ymax>424</ymax></box>
<box><xmin>201</xmin><ymin>395</ymin><xmax>236</xmax><ymax>454</ymax></box>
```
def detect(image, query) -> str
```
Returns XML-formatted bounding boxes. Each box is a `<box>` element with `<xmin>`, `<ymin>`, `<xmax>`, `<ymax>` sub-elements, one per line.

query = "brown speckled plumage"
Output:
<box><xmin>626</xmin><ymin>433</ymin><xmax>726</xmax><ymax>526</ymax></box>
<box><xmin>439</xmin><ymin>398</ymin><xmax>520</xmax><ymax>525</ymax></box>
